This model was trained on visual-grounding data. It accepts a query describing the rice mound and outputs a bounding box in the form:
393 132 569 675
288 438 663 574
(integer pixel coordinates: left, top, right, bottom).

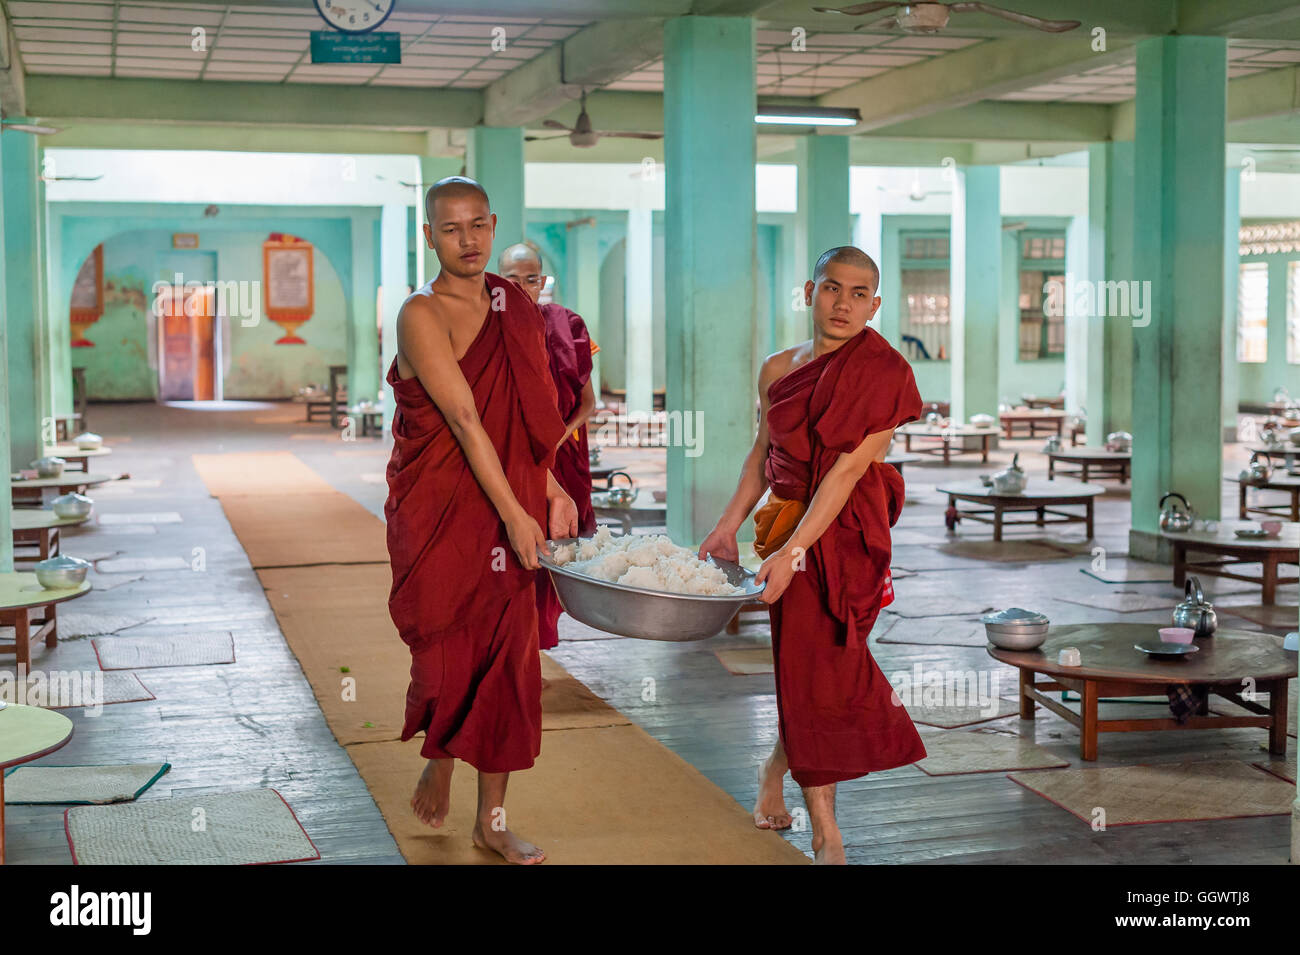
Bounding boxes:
550 525 745 596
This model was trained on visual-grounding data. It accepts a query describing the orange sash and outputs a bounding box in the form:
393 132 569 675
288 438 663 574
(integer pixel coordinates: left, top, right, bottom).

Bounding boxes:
752 493 808 560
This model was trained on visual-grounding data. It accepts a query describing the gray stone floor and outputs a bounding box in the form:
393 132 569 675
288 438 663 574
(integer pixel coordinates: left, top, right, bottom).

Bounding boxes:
3 401 1294 864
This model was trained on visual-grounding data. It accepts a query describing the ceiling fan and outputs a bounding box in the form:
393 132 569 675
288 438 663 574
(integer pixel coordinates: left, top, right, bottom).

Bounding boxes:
812 2 1081 34
1 120 60 135
879 172 950 201
526 91 663 148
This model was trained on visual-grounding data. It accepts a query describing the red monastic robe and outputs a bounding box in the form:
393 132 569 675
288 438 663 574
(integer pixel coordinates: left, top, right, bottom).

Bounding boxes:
385 273 567 772
757 326 927 787
534 303 598 650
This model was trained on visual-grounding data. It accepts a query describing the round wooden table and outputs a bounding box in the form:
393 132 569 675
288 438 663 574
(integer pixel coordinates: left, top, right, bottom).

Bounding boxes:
1047 447 1131 483
1161 519 1300 605
999 408 1066 439
1230 472 1300 522
10 473 111 506
988 624 1295 760
0 703 74 864
1021 394 1065 410
896 424 1000 465
9 508 91 560
938 479 1104 541
0 572 91 669
884 452 922 475
592 491 666 535
41 444 112 473
1243 443 1299 466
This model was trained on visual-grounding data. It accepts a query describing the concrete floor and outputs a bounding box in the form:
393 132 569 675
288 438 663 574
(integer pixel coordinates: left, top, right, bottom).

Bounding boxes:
3 400 1294 864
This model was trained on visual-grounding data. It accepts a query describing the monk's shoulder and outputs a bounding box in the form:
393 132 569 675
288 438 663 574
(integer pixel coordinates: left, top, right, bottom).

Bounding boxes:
396 286 444 340
759 343 804 385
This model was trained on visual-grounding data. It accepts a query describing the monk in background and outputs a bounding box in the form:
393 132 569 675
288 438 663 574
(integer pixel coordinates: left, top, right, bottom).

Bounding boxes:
498 241 599 651
385 176 578 864
698 246 926 865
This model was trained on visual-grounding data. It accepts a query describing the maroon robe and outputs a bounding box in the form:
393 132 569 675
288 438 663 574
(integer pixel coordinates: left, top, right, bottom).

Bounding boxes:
534 303 597 650
385 273 567 772
760 326 926 787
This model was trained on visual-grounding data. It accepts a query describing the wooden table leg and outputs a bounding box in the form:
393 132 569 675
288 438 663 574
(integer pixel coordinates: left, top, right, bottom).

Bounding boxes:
1240 484 1248 520
943 439 951 466
1292 490 1299 522
1019 669 1035 719
1268 679 1289 755
1 771 5 865
14 612 30 671
1086 500 1094 539
1035 506 1046 527
1081 680 1099 760
1049 458 1055 480
1172 542 1186 590
993 505 1004 542
1082 462 1090 483
1261 554 1277 605
981 436 989 463
44 604 57 650
904 434 912 452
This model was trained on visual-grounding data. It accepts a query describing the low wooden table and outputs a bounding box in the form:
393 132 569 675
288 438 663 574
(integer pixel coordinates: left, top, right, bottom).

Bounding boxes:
884 452 922 475
939 479 1103 542
1000 408 1066 439
1161 519 1300 605
989 624 1295 760
0 703 74 864
0 572 91 670
1022 394 1065 410
1244 443 1299 467
592 491 666 535
40 444 112 473
1232 473 1300 522
1047 447 1131 483
10 508 91 560
10 473 111 506
896 425 999 465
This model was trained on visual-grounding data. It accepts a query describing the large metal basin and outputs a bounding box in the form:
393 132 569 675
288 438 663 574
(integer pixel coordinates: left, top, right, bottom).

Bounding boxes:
539 537 766 641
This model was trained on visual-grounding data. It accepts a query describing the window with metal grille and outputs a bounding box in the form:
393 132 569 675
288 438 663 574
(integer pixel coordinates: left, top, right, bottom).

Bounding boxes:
1018 231 1066 360
1239 262 1268 363
899 231 949 361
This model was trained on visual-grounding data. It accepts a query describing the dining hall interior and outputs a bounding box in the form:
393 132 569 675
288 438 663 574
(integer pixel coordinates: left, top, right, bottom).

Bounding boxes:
0 0 1298 869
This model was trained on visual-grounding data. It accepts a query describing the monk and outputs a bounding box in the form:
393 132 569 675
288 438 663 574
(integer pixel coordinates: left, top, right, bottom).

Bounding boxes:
498 242 599 651
698 246 926 865
385 176 578 865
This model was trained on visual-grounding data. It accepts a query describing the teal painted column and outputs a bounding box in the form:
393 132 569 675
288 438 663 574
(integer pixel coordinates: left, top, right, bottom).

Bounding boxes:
1062 213 1089 415
1084 144 1110 445
2 130 45 465
45 208 73 420
949 165 1001 423
1130 36 1227 545
664 15 757 545
348 212 379 430
1222 167 1241 442
796 135 851 276
417 155 462 286
565 219 602 393
466 126 525 254
625 208 654 414
0 124 13 572
379 203 407 434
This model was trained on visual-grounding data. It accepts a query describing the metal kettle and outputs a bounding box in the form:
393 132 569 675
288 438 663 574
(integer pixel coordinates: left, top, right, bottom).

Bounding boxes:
991 453 1028 494
1172 576 1217 638
1042 434 1062 454
1158 492 1195 533
1239 451 1272 486
603 470 638 505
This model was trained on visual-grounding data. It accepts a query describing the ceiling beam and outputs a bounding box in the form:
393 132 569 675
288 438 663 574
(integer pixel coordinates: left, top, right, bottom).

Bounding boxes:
142 0 693 16
0 3 26 117
24 76 483 130
1112 65 1300 140
819 33 1136 132
484 19 665 127
38 121 433 155
868 102 1111 143
1176 0 1300 36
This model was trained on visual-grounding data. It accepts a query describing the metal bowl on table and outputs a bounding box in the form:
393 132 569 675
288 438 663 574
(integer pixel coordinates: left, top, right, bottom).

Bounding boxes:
34 554 91 590
52 492 94 520
73 431 103 451
31 456 66 478
982 607 1050 650
539 538 765 641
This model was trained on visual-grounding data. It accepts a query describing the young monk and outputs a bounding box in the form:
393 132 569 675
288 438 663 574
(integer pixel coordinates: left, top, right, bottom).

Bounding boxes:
385 176 578 865
498 242 599 651
698 246 926 865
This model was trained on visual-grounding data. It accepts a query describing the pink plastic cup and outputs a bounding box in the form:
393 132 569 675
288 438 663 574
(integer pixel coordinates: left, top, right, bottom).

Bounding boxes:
1158 627 1195 644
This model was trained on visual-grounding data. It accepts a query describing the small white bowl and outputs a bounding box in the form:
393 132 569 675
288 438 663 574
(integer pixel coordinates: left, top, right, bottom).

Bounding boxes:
1058 647 1082 667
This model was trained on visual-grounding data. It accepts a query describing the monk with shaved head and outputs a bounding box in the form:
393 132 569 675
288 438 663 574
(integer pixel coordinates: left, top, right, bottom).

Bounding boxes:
385 174 578 864
498 242 599 652
700 245 926 864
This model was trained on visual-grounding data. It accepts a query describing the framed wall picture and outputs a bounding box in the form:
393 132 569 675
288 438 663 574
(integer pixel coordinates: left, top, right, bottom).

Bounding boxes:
263 239 315 344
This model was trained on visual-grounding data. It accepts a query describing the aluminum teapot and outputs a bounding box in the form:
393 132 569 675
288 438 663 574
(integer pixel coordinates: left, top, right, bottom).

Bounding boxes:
1104 431 1132 452
925 411 943 427
1172 576 1217 638
588 445 602 468
603 470 638 505
990 453 1027 494
1239 451 1272 486
1158 491 1195 533
1042 434 1062 454
1260 423 1283 447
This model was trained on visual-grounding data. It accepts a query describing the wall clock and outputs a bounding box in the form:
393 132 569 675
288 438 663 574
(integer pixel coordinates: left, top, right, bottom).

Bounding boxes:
313 0 396 34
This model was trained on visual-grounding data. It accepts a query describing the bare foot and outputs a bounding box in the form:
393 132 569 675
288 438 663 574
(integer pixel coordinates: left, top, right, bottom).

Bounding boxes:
471 822 546 864
410 758 453 828
752 756 792 830
812 831 846 865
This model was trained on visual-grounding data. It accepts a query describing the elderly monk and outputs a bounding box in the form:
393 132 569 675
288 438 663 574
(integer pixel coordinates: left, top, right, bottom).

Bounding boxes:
498 242 599 651
386 176 578 865
698 246 926 865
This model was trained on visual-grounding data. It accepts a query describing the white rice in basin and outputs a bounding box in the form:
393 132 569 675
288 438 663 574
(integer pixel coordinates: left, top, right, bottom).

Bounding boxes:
549 525 746 596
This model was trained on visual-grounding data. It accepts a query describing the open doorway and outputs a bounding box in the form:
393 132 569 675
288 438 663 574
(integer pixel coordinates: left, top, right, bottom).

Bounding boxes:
155 251 219 401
